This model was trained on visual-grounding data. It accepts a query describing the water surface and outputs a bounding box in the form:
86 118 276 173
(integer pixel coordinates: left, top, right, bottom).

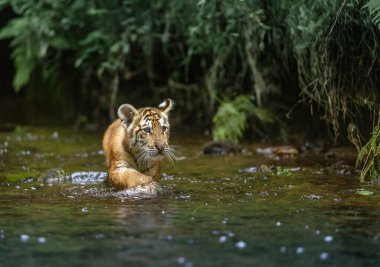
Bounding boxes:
1 127 380 266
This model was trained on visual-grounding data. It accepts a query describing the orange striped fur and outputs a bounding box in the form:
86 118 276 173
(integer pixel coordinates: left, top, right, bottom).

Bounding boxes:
103 99 174 190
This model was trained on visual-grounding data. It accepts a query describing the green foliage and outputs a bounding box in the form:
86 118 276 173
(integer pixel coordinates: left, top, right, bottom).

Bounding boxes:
0 15 48 91
274 167 292 177
213 101 246 144
365 0 380 28
0 0 280 121
213 95 275 143
286 0 380 140
0 0 159 118
357 122 380 181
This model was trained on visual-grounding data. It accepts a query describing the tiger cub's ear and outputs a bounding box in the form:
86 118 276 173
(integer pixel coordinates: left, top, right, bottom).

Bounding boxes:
158 99 174 114
118 104 138 127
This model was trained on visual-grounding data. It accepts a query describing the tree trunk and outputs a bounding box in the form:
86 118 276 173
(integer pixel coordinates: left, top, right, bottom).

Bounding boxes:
108 73 120 121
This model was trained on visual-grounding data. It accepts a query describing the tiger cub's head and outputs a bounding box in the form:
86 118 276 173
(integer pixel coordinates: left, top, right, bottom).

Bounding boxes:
118 99 174 162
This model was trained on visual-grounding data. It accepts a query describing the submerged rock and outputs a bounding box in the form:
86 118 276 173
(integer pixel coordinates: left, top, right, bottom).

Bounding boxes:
324 146 357 163
325 160 358 175
38 168 66 183
256 145 299 157
240 166 262 173
240 165 302 176
240 164 274 173
202 140 242 155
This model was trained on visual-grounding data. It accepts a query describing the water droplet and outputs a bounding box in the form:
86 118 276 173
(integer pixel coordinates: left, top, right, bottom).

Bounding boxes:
324 236 333 242
177 257 185 264
235 241 246 249
161 210 165 214
211 230 220 235
219 235 227 243
280 246 287 253
276 221 282 227
51 132 59 139
320 252 329 260
227 231 235 237
296 247 304 254
37 237 46 243
20 234 30 242
81 207 88 213
95 233 104 239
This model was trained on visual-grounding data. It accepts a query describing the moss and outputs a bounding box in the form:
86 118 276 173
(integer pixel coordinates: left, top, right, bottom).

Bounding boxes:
6 171 41 182
0 126 104 182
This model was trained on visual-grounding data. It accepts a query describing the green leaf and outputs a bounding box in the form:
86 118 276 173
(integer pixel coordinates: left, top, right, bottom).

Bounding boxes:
275 167 292 176
0 18 29 39
356 189 374 196
364 0 380 28
11 46 37 92
0 0 9 12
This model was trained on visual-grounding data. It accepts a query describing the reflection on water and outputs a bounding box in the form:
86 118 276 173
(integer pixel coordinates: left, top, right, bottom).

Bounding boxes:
0 128 380 266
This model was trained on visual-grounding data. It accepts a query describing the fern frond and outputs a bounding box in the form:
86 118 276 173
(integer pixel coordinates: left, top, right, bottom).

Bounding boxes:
357 122 380 180
364 0 380 28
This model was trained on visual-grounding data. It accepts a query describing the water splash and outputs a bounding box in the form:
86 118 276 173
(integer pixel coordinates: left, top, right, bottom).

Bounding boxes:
112 182 163 199
79 181 164 200
66 172 107 184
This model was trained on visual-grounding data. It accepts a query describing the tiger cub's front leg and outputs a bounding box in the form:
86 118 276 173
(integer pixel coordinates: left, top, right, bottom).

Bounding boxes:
108 166 153 190
144 163 162 182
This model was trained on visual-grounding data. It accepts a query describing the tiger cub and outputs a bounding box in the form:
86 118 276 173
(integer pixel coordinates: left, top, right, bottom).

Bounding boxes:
102 99 174 190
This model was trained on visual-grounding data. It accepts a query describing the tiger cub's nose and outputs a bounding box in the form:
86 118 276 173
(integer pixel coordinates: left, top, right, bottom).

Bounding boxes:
155 143 165 154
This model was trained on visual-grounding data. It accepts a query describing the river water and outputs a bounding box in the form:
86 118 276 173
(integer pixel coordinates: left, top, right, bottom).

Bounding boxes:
0 127 380 266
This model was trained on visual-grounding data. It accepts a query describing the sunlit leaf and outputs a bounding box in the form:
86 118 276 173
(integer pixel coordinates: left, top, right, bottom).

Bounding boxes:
356 190 374 196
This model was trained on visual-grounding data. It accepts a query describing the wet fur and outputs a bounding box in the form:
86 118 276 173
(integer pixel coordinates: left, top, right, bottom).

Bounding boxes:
103 100 173 190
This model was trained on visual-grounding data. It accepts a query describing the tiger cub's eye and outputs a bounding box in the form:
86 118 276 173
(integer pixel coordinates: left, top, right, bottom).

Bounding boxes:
162 126 168 132
143 127 151 134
